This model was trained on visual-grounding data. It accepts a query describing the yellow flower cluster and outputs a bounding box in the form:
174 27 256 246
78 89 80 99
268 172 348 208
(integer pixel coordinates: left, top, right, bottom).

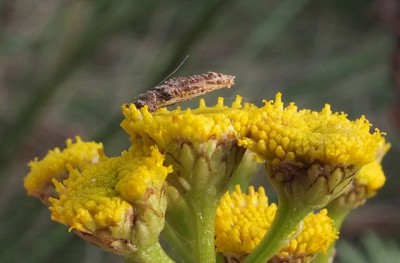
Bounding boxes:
215 185 277 254
215 186 338 257
121 96 251 150
50 146 172 233
240 93 384 167
24 89 388 261
24 137 102 199
279 209 338 257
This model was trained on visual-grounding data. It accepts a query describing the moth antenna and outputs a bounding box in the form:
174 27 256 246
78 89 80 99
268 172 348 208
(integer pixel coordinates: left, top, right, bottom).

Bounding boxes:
155 55 189 87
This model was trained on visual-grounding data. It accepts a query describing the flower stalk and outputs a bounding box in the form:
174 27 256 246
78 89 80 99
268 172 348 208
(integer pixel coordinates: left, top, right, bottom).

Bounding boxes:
242 161 356 262
187 190 220 263
163 140 246 263
243 194 310 263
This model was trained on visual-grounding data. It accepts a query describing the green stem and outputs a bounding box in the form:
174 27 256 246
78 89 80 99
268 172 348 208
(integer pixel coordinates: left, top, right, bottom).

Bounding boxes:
125 242 174 263
186 190 219 263
244 195 310 263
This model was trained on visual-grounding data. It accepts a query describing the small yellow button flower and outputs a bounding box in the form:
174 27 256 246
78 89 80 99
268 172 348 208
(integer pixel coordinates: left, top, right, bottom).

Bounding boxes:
24 137 102 204
49 146 172 254
215 185 278 254
215 186 338 261
121 96 248 149
240 93 384 167
121 96 251 194
239 93 385 209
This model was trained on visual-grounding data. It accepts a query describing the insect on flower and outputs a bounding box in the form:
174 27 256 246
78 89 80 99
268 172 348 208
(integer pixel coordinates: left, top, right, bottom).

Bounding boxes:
131 72 235 112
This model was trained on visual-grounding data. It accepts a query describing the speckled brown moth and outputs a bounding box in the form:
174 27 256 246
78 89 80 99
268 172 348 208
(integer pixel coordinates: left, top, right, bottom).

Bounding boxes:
132 72 235 112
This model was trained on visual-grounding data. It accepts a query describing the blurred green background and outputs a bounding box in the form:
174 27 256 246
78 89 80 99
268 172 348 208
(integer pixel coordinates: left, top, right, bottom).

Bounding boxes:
1 0 399 262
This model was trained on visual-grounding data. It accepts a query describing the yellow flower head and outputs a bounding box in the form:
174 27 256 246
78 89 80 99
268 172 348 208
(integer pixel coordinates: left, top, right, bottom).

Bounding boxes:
121 96 250 150
215 185 338 258
24 137 102 203
240 93 384 168
122 97 253 193
215 185 277 254
50 146 172 254
237 93 386 210
355 142 390 194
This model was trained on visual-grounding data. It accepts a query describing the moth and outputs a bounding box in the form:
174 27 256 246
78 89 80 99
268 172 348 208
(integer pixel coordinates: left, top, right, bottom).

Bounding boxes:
131 72 235 112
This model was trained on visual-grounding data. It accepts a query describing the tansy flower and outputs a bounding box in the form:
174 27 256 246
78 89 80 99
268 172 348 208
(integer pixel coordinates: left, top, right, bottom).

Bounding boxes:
121 96 249 149
240 93 383 167
239 93 384 263
239 92 385 208
24 137 102 204
49 146 172 254
121 97 254 262
121 96 252 194
215 185 277 255
215 185 338 262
